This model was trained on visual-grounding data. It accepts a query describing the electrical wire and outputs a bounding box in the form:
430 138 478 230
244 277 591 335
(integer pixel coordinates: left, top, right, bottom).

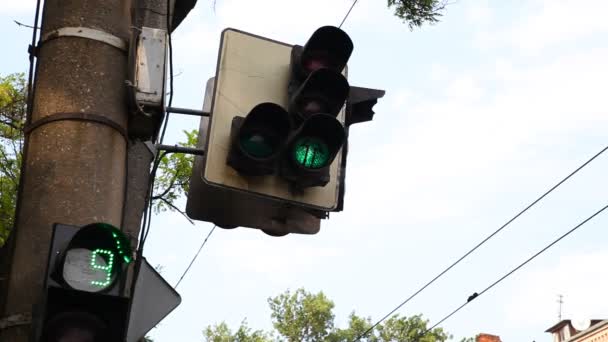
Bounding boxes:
138 151 169 255
174 225 217 289
159 0 175 144
416 203 608 340
137 0 176 255
339 0 360 28
353 144 608 341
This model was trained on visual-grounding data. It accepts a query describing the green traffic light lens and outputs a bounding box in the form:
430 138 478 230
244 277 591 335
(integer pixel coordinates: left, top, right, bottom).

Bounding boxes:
293 137 330 169
240 132 275 158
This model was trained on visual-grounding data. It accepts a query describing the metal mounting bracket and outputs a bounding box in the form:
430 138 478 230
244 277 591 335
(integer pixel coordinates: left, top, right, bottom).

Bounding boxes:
40 27 128 52
0 312 32 330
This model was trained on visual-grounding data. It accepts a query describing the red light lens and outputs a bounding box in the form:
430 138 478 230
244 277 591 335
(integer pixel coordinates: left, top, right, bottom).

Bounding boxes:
302 51 336 73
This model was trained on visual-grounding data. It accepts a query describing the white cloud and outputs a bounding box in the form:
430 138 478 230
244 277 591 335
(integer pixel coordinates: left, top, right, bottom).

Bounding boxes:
476 0 608 53
341 47 608 227
444 76 483 102
465 0 492 25
0 0 36 15
211 236 343 275
506 251 608 327
214 0 350 43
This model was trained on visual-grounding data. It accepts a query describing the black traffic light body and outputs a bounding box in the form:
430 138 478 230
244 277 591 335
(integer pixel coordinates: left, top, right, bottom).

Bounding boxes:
280 26 353 189
37 223 133 342
226 26 353 189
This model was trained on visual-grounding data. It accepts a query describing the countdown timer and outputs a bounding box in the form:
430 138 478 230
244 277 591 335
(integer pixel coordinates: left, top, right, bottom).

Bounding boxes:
62 248 116 292
58 223 132 293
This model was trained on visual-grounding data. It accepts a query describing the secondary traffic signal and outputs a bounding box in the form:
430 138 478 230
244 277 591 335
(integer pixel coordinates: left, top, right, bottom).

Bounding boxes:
37 223 133 342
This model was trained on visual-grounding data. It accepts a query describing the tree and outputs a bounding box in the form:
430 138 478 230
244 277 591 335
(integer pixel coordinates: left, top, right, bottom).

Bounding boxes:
387 0 449 30
268 289 335 342
0 73 26 247
152 129 197 218
203 321 272 342
203 288 469 342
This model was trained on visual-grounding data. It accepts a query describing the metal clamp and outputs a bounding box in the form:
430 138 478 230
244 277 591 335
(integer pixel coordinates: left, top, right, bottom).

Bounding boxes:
24 112 128 142
0 312 31 330
40 27 128 52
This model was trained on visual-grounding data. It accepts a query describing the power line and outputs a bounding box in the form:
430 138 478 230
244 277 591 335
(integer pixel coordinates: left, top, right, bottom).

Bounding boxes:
339 0 360 28
175 225 217 288
354 144 608 341
419 203 608 338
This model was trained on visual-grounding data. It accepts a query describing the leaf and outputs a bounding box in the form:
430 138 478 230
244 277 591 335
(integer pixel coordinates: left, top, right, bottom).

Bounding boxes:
0 73 26 247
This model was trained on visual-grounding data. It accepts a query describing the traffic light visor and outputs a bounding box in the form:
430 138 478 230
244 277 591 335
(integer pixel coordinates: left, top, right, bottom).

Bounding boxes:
236 103 291 160
290 68 349 121
301 26 353 74
60 223 132 293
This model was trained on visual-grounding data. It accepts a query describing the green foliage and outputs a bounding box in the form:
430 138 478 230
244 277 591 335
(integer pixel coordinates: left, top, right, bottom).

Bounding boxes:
387 0 448 29
0 73 26 247
203 320 272 342
204 288 466 342
153 129 198 213
268 288 335 342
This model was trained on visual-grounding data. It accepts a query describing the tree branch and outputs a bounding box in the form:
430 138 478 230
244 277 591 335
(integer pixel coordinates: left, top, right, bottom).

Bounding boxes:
152 173 177 200
0 118 21 131
157 197 195 225
0 148 17 183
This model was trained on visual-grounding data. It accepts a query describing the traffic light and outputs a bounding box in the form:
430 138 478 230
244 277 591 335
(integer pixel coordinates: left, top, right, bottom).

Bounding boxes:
281 27 352 189
37 223 133 342
186 26 383 235
223 27 352 189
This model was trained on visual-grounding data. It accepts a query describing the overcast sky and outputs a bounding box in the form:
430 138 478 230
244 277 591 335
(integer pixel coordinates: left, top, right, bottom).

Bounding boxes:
2 0 608 341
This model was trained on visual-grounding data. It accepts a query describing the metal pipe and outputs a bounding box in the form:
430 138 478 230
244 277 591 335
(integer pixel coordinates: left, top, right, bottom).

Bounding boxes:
166 106 209 117
155 144 205 156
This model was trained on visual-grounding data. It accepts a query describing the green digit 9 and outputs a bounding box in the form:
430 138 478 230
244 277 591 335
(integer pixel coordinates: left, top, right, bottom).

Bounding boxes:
90 249 115 288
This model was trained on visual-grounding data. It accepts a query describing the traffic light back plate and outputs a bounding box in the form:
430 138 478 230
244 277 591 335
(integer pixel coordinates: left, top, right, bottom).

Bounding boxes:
203 28 345 210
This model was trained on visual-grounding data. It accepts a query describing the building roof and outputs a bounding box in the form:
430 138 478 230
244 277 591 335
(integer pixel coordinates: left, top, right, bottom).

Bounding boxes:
545 319 606 333
546 320 573 333
566 320 608 341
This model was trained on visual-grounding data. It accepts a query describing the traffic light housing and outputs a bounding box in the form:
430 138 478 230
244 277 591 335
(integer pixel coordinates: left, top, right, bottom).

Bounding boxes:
186 26 383 235
191 28 346 212
37 223 133 342
280 27 352 189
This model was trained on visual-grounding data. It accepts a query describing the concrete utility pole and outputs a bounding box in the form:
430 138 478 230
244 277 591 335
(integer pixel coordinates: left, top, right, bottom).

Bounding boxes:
0 0 133 340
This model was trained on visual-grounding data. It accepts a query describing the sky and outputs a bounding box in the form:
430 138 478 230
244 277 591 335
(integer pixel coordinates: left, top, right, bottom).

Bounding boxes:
2 0 608 341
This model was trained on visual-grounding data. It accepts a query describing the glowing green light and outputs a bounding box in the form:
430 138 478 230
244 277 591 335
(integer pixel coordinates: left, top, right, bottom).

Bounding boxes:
90 249 115 288
293 137 330 169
